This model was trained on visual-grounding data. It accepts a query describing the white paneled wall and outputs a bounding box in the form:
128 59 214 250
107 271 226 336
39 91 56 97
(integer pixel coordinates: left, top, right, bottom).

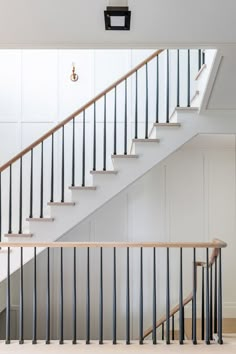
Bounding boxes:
7 135 236 339
0 49 199 165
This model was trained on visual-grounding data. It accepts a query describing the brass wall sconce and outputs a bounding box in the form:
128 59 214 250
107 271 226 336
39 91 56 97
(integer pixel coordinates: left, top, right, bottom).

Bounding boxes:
70 63 79 82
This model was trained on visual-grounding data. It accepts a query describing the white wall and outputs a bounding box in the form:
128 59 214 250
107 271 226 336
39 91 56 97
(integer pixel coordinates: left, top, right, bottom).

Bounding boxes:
6 134 236 340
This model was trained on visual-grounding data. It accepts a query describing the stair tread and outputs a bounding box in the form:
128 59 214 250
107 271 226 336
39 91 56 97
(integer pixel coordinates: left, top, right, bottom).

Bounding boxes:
48 202 75 206
175 106 199 112
153 123 181 127
133 138 160 143
5 233 33 237
111 154 139 158
26 217 54 222
90 170 118 174
69 186 97 190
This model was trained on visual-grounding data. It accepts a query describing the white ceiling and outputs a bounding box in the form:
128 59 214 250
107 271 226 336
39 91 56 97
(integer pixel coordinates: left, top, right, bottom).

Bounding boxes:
0 0 235 48
0 0 236 111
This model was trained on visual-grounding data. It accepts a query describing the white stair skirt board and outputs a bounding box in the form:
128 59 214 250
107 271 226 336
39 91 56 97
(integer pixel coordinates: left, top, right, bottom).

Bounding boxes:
0 337 234 353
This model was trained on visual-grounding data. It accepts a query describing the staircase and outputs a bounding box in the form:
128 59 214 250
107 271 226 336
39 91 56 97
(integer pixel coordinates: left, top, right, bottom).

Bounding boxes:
0 48 234 280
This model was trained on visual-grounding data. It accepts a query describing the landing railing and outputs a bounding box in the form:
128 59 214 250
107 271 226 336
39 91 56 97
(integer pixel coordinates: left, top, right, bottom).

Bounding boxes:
0 49 206 238
0 239 226 344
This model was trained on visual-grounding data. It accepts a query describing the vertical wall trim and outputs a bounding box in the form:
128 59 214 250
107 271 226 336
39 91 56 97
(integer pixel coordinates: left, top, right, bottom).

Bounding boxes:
163 164 170 242
203 152 209 243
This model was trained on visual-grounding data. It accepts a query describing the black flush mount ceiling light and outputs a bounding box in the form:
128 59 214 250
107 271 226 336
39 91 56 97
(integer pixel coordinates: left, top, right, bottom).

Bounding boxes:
104 6 131 31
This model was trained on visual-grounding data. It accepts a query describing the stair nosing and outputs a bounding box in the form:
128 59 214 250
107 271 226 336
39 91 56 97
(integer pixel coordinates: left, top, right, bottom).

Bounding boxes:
90 170 118 175
132 138 160 143
26 217 54 222
111 154 139 158
69 186 97 190
47 202 75 206
153 123 181 127
5 233 33 238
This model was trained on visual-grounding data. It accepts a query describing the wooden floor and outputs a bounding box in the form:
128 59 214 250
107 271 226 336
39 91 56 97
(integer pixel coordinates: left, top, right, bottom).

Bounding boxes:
0 335 235 354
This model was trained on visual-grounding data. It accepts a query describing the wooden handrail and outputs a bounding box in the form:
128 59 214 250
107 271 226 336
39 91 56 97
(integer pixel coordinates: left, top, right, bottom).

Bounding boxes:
143 244 221 339
0 49 164 173
0 239 227 248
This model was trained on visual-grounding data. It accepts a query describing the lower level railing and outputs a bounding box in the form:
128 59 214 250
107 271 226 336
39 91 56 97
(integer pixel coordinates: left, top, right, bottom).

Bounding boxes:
0 239 226 345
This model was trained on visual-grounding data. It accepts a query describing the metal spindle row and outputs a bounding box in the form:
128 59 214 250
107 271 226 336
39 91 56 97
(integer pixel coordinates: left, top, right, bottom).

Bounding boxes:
3 245 223 345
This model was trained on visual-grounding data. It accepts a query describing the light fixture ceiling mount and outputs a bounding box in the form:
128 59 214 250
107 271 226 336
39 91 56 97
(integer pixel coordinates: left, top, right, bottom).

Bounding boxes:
104 6 131 31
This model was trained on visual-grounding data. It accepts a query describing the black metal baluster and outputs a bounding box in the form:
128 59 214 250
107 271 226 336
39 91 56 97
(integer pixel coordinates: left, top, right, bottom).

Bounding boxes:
124 79 128 154
59 247 64 344
32 247 37 344
29 149 33 218
206 248 210 344
72 247 77 344
46 247 50 344
198 49 202 71
214 257 218 334
93 103 97 170
210 263 213 340
99 247 103 344
126 247 130 344
202 50 205 65
113 88 117 155
145 63 149 138
156 56 159 123
172 315 175 340
72 119 75 186
82 111 86 187
218 248 223 344
5 247 10 344
86 247 90 344
8 165 12 234
201 266 205 340
153 247 157 344
50 134 54 201
103 95 107 171
161 323 164 340
166 50 170 123
139 247 143 344
177 49 180 107
179 248 184 344
187 49 191 107
61 126 65 202
19 157 23 234
40 142 44 218
192 248 197 344
113 247 117 344
19 247 24 344
135 71 138 138
166 248 170 344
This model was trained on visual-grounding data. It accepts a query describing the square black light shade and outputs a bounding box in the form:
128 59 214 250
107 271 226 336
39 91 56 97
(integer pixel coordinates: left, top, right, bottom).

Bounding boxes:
104 7 131 31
